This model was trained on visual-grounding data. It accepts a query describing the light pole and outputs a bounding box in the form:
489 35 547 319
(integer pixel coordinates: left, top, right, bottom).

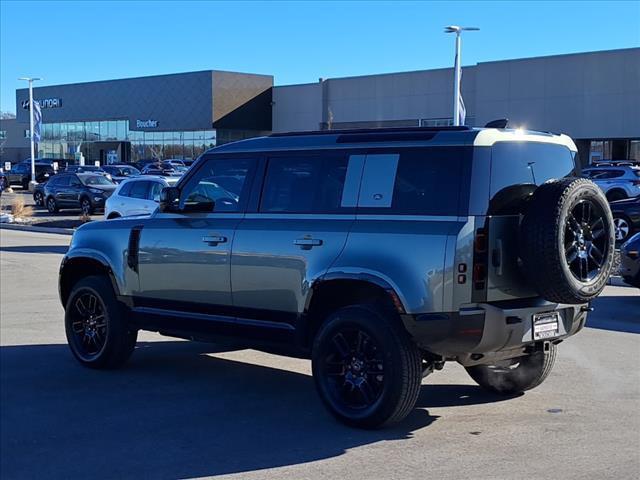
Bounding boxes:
444 26 478 126
18 76 41 191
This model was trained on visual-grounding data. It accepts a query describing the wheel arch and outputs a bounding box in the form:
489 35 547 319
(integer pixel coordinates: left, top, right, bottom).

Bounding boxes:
606 188 627 200
59 253 121 308
302 274 407 348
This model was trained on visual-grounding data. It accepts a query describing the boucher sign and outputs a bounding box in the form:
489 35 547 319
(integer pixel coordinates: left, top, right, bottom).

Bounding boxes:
136 119 159 128
21 98 62 109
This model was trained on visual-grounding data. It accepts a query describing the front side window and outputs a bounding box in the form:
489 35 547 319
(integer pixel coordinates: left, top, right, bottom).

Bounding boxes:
260 155 348 213
181 157 255 213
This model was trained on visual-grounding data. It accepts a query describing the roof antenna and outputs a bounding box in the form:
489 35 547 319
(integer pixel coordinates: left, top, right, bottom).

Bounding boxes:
484 118 509 128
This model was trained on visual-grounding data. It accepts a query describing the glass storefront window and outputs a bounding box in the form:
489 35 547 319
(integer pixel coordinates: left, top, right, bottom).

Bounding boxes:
116 120 127 140
629 140 640 161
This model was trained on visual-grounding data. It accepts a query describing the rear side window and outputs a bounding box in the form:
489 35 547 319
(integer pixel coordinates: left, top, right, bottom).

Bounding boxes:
490 142 575 198
260 155 348 213
129 181 150 199
357 147 468 216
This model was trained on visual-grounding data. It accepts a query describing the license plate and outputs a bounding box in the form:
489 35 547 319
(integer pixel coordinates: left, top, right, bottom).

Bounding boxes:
533 312 560 340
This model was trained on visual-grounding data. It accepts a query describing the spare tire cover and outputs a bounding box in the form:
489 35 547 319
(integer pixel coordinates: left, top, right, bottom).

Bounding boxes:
520 177 615 304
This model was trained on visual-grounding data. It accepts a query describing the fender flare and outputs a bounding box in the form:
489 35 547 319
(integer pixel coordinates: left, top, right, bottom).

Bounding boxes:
59 249 122 305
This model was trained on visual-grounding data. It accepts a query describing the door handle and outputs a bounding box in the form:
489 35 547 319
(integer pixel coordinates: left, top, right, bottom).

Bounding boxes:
202 235 227 245
294 238 323 248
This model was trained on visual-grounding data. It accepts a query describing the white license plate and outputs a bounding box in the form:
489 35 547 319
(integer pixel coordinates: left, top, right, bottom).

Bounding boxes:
533 312 560 340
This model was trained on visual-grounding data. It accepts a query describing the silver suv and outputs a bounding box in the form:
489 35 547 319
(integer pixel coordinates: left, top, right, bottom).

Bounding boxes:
59 127 616 428
582 165 640 201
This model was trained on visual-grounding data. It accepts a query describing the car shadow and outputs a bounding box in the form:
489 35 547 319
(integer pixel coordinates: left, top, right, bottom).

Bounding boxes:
588 294 640 334
0 245 69 255
1 341 444 479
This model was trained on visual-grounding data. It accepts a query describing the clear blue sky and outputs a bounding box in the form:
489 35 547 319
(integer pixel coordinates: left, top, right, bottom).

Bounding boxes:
1 0 639 114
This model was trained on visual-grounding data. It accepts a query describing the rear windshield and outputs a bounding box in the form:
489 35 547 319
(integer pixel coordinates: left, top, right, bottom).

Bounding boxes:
488 142 576 214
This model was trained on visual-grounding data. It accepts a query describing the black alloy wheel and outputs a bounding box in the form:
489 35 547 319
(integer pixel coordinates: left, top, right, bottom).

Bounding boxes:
312 304 423 429
564 199 610 282
322 328 385 410
65 276 137 369
68 292 108 360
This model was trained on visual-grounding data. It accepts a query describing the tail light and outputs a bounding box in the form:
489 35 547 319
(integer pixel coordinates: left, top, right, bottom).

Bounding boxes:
473 228 488 291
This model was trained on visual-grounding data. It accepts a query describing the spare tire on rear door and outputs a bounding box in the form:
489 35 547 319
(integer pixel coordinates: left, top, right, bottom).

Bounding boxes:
520 178 615 304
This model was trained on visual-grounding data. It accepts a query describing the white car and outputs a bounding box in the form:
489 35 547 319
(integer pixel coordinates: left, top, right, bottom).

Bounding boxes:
105 176 178 219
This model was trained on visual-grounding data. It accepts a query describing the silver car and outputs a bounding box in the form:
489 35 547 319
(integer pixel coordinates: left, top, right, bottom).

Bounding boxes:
582 165 640 201
59 126 615 428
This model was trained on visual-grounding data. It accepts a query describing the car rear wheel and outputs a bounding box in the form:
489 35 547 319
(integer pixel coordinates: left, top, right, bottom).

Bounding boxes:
46 197 58 213
80 197 94 215
312 304 422 429
465 344 557 395
613 216 632 242
65 275 137 369
34 191 43 206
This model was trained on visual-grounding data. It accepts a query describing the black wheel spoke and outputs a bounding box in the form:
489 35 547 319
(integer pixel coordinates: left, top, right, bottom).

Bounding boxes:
75 297 88 316
565 243 579 264
332 333 350 359
589 244 603 266
356 380 375 405
567 214 580 233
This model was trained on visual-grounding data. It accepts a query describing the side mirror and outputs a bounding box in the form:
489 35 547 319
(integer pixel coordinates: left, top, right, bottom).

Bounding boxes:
159 186 180 213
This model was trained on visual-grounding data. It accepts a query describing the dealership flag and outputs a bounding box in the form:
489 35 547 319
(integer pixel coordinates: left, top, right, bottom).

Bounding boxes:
32 100 42 142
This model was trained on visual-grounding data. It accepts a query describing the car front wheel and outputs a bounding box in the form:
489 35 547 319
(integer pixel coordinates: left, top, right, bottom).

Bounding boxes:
465 344 557 395
80 197 94 215
65 275 137 369
312 304 422 429
46 197 58 213
613 216 632 242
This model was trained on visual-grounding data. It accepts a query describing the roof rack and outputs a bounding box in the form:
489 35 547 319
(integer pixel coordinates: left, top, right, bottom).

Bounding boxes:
269 125 472 137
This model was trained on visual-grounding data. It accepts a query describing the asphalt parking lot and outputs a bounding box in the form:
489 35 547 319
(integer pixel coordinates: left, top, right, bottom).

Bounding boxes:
1 228 639 480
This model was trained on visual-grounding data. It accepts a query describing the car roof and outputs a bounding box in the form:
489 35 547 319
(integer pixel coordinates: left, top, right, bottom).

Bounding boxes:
208 127 577 154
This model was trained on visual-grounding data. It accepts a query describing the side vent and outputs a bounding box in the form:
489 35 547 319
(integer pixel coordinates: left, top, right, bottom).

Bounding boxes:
127 225 144 273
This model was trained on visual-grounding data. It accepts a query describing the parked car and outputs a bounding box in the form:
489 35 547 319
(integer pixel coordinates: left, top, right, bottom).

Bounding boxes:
105 176 178 219
582 165 640 201
6 162 55 189
65 164 109 175
133 159 158 172
44 173 116 215
22 157 68 171
59 126 616 429
141 162 176 176
0 171 7 196
609 196 640 243
619 233 640 288
33 182 47 206
101 164 141 183
164 159 186 167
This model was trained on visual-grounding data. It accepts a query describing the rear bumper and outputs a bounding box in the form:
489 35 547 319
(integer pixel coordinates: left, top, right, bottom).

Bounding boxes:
402 298 588 361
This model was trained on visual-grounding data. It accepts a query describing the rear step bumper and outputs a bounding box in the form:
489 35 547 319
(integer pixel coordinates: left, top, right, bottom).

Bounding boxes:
402 300 588 360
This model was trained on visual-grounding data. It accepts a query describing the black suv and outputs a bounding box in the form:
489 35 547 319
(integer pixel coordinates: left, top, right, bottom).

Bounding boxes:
6 162 55 189
44 173 116 215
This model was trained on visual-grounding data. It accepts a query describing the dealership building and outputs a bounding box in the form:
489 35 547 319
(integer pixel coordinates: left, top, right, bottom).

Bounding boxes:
1 47 638 167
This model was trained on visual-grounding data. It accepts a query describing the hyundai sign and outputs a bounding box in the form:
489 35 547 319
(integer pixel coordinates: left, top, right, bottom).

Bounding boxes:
21 98 62 109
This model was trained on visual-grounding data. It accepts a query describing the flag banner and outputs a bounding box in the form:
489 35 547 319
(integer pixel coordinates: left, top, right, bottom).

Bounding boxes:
32 100 42 142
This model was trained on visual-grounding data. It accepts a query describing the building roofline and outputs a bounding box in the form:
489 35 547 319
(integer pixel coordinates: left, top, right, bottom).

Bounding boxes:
15 69 273 93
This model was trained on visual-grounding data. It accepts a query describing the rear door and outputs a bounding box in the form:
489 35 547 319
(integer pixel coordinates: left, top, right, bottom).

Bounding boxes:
125 180 152 216
230 152 353 335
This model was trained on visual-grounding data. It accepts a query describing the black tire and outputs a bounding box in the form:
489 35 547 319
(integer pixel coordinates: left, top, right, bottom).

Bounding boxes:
34 191 43 206
606 190 627 202
65 275 137 369
46 196 58 213
80 197 94 215
312 304 422 429
613 216 632 243
465 344 557 395
520 178 615 304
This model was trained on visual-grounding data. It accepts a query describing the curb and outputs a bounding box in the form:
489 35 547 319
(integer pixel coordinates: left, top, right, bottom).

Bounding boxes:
0 223 74 236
